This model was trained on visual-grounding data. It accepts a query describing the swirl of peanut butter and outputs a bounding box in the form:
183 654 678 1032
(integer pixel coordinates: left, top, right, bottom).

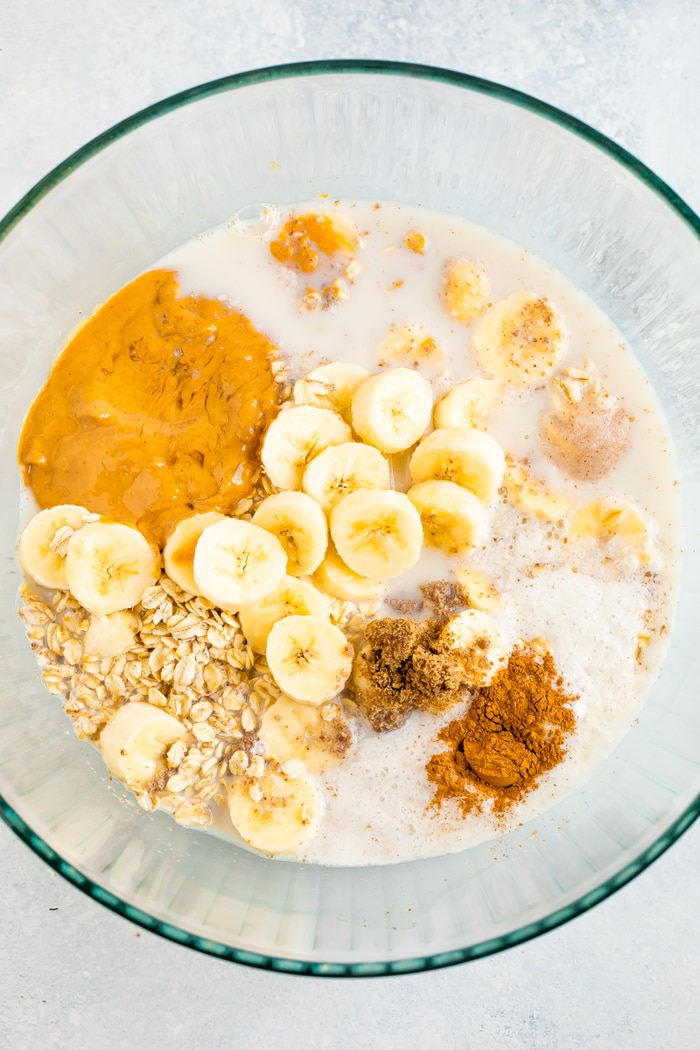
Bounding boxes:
18 270 281 547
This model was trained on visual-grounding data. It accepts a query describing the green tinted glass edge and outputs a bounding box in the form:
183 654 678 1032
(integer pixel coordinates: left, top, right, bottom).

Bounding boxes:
1 59 699 977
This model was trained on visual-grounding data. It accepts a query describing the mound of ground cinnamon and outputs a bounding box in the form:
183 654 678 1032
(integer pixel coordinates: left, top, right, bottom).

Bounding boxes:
427 642 577 815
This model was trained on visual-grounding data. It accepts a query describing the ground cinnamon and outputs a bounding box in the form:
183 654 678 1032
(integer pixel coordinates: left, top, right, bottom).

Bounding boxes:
427 641 577 815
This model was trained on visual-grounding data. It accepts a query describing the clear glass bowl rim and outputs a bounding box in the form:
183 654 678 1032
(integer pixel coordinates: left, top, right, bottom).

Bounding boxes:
1 58 698 978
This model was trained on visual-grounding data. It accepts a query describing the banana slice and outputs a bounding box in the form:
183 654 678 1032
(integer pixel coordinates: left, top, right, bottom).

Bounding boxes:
252 491 328 576
407 480 485 555
261 405 352 489
312 541 386 603
569 498 652 564
378 323 444 365
238 575 331 654
193 518 287 610
83 610 139 658
433 378 502 430
409 427 506 504
259 695 353 774
441 258 489 324
453 566 503 613
504 456 572 521
227 763 321 856
293 362 368 421
301 441 390 513
351 368 433 454
99 701 190 789
330 489 423 581
163 511 226 595
65 522 160 615
18 503 93 590
471 291 565 386
266 614 354 705
439 610 508 686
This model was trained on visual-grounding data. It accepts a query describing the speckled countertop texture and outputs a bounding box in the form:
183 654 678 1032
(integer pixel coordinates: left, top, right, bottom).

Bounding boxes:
1 3 698 1048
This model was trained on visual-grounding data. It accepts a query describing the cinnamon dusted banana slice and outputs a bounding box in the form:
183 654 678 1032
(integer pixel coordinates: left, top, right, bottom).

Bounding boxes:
378 323 444 365
453 566 503 613
227 762 321 856
301 441 390 513
261 405 352 489
409 427 506 504
471 291 565 386
312 541 386 603
330 489 423 581
163 511 225 595
18 503 94 590
407 480 486 555
193 518 287 610
259 696 352 774
252 490 328 576
266 614 354 705
433 378 502 430
504 456 572 521
238 575 331 654
569 498 652 564
441 258 490 324
351 368 433 454
293 362 368 421
65 522 161 614
99 701 190 789
439 610 508 686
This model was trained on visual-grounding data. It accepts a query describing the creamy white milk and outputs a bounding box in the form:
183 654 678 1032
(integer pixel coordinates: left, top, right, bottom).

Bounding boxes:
163 200 679 865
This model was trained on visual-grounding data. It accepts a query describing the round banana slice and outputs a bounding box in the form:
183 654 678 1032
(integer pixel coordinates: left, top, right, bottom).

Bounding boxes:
238 575 331 654
471 290 565 386
99 701 189 788
83 610 139 658
569 498 652 564
17 503 92 589
261 405 352 490
439 610 508 686
504 456 572 521
293 362 368 421
259 695 353 774
266 614 354 705
252 491 328 576
409 427 506 504
193 518 288 610
312 541 386 603
407 480 485 555
453 566 503 613
227 763 321 856
163 511 226 595
378 323 444 365
351 368 433 454
441 257 490 324
330 489 423 581
65 522 161 614
301 441 390 513
433 378 502 430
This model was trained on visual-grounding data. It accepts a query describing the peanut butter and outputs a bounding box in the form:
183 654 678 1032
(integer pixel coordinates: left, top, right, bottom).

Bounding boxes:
18 269 280 546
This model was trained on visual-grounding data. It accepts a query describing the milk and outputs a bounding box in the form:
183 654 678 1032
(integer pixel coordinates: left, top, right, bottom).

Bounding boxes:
165 200 680 865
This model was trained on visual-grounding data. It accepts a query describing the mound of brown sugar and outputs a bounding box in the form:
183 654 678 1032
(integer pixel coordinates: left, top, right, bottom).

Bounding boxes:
349 617 472 732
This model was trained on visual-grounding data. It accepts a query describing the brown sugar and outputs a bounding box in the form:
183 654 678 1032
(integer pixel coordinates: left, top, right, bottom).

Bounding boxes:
427 642 578 815
349 617 475 732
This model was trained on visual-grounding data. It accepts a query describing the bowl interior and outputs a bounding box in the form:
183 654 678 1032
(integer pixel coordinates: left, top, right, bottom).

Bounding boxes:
1 64 699 974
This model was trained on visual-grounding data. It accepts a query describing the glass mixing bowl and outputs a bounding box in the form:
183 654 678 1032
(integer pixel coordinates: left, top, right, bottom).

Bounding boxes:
1 61 698 976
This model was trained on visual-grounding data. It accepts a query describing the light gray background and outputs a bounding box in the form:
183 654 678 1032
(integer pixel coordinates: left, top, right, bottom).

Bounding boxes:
1 2 698 1047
